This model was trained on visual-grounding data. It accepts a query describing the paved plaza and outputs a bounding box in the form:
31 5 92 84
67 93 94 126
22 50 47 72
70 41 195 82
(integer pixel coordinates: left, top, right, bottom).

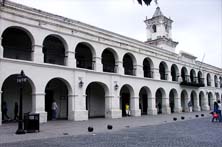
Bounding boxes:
1 111 221 147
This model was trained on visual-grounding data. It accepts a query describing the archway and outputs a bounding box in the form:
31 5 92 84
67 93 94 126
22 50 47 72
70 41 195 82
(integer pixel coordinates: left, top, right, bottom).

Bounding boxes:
215 93 220 101
214 75 218 87
102 48 117 73
199 91 205 111
45 78 69 120
159 61 168 80
155 88 166 114
171 64 179 81
191 91 198 112
198 71 204 85
75 43 94 70
143 58 153 78
123 53 136 76
190 69 196 83
181 90 188 112
1 74 33 123
207 73 211 86
169 89 178 113
2 27 33 61
208 92 213 110
120 85 133 117
86 82 106 118
139 87 151 115
43 35 66 65
181 67 188 82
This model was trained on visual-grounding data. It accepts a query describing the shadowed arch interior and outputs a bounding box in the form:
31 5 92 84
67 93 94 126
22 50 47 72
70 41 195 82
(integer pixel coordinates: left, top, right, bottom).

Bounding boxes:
102 49 116 73
123 54 135 76
143 58 153 78
43 35 66 65
2 27 32 61
75 43 93 70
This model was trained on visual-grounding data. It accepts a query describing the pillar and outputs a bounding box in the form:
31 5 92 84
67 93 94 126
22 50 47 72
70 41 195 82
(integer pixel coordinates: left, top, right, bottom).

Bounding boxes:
130 97 141 116
154 68 160 80
65 51 75 68
162 97 171 114
135 65 143 77
93 56 102 72
147 97 157 115
117 61 124 75
201 95 210 111
72 94 88 121
105 96 121 118
184 98 189 112
32 93 47 123
174 97 182 113
32 44 44 63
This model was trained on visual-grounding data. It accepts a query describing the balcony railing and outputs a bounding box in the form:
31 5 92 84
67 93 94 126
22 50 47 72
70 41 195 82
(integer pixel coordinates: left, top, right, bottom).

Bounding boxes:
160 73 168 80
180 75 205 87
144 70 153 78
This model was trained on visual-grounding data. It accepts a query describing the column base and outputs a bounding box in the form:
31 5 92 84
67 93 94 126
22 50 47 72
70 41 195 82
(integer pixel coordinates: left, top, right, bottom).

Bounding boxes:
69 110 88 121
130 109 141 117
106 109 122 119
147 108 157 115
162 107 171 114
194 106 201 112
202 105 210 111
174 107 182 113
0 112 2 125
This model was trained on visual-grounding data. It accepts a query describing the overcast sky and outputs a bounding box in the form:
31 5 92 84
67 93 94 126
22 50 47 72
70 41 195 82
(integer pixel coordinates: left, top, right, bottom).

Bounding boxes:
10 0 222 68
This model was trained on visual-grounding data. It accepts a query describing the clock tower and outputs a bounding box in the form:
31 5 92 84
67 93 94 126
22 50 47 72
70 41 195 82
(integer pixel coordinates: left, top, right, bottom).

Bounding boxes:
144 7 178 52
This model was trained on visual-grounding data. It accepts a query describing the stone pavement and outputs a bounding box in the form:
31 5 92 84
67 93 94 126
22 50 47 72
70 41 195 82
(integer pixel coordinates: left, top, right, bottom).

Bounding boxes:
0 111 212 144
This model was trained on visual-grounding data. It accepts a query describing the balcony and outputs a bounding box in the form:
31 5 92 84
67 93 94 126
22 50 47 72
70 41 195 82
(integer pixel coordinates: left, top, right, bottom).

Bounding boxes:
180 76 205 87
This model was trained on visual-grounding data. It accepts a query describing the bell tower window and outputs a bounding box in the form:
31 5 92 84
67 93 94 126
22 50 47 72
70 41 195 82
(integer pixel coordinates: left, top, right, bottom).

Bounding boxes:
152 25 157 33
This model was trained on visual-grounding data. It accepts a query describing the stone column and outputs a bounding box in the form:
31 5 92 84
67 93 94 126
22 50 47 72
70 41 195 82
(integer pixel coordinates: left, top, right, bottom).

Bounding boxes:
135 65 143 77
0 37 3 58
130 97 141 116
32 93 47 123
184 98 190 112
67 94 75 120
193 98 201 112
174 97 182 113
105 96 122 118
162 97 171 114
72 94 88 121
147 97 157 115
0 91 2 125
154 68 160 80
201 95 210 111
93 56 102 72
65 51 75 68
117 61 124 75
32 44 44 63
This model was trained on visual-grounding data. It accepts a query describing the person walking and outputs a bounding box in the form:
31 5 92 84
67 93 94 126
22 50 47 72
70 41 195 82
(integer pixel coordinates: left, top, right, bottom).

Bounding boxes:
125 103 130 116
51 100 58 120
217 100 222 122
188 100 192 112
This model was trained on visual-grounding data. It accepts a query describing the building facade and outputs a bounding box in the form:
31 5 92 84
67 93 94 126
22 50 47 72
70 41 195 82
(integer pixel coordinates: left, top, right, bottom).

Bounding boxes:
0 1 221 125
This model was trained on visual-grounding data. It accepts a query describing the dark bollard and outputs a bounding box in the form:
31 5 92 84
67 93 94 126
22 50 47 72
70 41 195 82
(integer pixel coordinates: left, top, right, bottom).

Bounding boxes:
195 115 199 117
181 116 185 120
201 114 204 117
107 125 113 130
88 127 93 132
173 117 177 121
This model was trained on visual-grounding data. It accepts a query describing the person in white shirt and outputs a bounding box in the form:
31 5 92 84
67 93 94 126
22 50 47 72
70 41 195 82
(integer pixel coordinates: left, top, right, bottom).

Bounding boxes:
51 100 58 120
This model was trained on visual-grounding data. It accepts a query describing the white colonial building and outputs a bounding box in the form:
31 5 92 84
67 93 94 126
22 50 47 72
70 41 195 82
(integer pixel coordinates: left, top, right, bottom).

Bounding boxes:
0 1 221 125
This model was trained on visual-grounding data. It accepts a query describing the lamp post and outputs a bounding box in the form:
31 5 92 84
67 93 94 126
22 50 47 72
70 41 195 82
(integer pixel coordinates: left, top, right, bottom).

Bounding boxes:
16 70 27 134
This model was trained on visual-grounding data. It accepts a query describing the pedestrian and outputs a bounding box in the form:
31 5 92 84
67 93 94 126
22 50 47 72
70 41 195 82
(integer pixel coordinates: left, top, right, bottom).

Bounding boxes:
217 100 222 122
2 101 10 121
125 103 130 116
188 100 192 112
157 103 162 114
51 99 58 120
14 102 19 120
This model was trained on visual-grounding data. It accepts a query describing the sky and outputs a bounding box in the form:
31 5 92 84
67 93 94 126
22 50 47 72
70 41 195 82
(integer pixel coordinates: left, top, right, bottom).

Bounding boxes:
9 0 222 68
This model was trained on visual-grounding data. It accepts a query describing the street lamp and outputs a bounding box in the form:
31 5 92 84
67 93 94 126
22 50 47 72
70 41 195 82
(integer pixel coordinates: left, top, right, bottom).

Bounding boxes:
16 70 27 135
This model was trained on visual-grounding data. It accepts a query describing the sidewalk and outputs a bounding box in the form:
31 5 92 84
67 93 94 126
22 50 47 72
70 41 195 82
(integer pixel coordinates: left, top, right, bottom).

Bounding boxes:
0 111 211 144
